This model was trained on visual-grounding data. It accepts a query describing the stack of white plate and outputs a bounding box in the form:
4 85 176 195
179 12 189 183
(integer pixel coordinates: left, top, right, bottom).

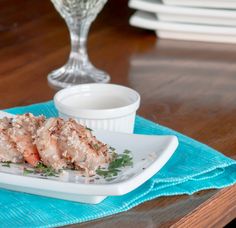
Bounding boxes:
128 0 236 43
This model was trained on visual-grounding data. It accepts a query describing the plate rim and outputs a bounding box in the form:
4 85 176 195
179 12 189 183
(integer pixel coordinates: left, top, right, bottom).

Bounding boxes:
130 11 236 35
129 0 236 18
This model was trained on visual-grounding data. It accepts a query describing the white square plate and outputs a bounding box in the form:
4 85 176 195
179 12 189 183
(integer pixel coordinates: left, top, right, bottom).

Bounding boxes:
0 111 178 204
129 0 236 26
129 11 236 44
163 0 236 9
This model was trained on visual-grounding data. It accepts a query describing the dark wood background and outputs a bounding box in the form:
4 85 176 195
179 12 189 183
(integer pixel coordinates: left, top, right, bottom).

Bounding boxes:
0 0 236 227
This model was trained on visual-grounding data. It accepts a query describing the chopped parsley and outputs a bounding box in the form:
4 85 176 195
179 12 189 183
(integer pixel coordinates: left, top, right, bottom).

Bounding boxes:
96 149 133 180
86 127 93 131
23 162 60 177
23 169 35 175
1 161 11 168
109 146 116 151
35 162 59 177
123 149 131 154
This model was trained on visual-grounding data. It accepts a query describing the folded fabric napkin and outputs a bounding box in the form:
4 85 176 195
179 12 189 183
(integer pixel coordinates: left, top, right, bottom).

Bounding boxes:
0 101 236 228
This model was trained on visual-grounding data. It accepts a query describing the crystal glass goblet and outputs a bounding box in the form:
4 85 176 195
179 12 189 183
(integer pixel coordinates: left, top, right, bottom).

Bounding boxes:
48 0 110 89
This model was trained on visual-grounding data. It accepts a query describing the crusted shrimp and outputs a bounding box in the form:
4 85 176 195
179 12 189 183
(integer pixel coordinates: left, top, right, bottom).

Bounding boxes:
8 113 45 166
0 117 23 163
0 113 113 175
35 118 67 171
58 119 111 175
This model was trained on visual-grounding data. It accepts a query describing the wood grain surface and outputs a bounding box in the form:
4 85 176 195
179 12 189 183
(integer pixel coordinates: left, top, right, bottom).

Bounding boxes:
0 0 236 227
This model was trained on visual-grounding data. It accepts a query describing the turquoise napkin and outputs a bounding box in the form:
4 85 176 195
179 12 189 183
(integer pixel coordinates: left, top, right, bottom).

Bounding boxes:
1 101 236 228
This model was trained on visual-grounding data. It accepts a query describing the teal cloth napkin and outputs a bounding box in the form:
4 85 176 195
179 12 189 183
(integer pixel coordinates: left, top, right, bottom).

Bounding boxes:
1 101 236 228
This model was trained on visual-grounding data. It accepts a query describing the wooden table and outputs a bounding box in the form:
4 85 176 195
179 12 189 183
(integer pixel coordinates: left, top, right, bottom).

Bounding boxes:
1 0 236 227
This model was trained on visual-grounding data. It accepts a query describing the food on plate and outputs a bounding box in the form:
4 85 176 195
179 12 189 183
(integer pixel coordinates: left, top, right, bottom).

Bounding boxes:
0 117 24 163
58 119 111 175
0 113 111 176
35 118 67 171
8 113 45 166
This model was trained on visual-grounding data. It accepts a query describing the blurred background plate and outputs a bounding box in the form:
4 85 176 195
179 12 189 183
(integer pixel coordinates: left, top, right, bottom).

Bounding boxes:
156 30 236 44
129 11 236 43
163 0 236 9
129 0 236 26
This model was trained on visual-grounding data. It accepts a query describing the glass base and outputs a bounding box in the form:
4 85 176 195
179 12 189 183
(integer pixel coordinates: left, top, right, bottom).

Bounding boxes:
47 64 110 90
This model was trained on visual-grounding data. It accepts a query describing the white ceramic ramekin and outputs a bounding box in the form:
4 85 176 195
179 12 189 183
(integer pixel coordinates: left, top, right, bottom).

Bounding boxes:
54 84 140 133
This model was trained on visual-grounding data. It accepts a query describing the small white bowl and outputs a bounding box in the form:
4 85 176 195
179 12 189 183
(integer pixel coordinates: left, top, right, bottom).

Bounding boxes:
54 84 140 133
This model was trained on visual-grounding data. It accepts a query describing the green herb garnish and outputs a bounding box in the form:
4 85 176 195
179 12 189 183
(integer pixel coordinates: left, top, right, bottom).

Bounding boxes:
123 149 131 154
96 149 133 180
110 153 133 168
1 161 11 168
35 162 59 177
109 146 116 151
22 162 60 177
86 127 93 131
23 169 35 175
96 168 120 179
